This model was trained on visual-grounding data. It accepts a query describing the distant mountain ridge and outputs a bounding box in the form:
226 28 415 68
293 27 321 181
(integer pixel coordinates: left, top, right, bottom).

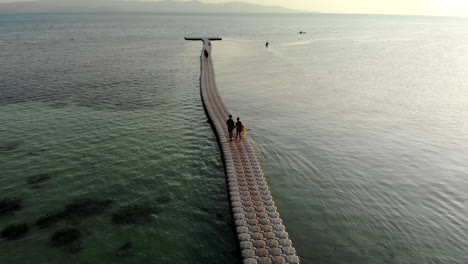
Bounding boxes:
0 0 306 14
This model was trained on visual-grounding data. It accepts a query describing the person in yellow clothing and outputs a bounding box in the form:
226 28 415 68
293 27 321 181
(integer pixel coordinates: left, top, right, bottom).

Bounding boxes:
235 117 243 142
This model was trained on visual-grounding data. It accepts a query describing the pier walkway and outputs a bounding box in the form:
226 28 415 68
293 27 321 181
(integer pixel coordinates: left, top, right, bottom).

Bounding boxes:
185 37 300 264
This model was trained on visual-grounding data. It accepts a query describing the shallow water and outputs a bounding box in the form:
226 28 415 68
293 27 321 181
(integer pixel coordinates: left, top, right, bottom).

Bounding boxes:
0 13 238 264
1 13 468 264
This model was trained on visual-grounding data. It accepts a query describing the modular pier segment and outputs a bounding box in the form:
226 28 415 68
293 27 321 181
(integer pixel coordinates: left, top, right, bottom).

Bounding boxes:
185 37 300 264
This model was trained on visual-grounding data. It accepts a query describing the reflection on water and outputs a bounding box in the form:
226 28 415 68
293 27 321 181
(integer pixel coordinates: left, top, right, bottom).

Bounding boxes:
214 14 468 264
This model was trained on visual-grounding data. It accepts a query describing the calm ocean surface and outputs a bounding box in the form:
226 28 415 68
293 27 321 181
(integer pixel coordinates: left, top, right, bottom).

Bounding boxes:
1 13 467 264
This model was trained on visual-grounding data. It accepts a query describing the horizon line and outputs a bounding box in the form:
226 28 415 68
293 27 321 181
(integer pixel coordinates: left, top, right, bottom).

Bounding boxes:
1 10 468 19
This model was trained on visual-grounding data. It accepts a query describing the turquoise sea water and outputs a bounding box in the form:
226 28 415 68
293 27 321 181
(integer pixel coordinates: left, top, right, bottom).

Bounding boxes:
0 13 238 264
1 13 468 264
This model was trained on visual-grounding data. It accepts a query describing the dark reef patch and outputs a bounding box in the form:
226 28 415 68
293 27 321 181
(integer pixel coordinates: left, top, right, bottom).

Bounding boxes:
0 198 22 217
35 199 114 229
116 241 133 257
156 196 171 205
64 199 114 220
0 142 19 152
49 228 82 253
1 224 29 240
35 211 67 229
112 205 156 226
26 174 52 185
26 149 47 156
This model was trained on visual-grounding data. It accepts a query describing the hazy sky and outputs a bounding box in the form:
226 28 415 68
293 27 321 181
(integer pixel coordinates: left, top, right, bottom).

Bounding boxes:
199 0 468 16
1 0 468 17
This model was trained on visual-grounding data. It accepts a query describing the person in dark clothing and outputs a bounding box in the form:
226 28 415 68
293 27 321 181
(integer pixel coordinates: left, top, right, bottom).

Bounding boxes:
204 49 209 58
235 117 243 141
226 115 235 141
266 42 269 47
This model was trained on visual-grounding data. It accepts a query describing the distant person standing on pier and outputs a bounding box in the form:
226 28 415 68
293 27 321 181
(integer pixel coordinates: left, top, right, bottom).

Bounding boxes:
226 115 235 141
266 42 269 47
235 117 243 141
204 49 209 58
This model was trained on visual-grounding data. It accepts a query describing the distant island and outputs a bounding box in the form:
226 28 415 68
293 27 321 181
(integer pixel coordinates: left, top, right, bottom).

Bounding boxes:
0 0 311 14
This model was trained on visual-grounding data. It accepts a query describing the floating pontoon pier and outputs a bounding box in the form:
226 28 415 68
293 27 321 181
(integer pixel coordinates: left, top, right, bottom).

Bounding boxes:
185 37 300 264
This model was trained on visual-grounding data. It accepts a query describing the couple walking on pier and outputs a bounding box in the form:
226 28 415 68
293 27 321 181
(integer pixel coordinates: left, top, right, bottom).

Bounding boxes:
226 115 245 142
